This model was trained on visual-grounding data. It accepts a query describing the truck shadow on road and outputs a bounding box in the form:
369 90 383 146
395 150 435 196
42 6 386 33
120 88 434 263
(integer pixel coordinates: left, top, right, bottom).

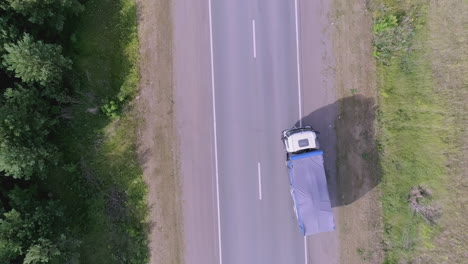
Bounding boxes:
295 94 379 207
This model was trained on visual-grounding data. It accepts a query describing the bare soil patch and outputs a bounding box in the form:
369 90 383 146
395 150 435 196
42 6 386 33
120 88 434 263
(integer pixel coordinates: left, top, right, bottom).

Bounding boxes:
331 0 384 262
135 0 183 263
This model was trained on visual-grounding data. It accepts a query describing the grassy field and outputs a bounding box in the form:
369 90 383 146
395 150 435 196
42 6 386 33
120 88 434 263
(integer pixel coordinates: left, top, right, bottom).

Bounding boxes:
45 0 148 263
372 0 467 263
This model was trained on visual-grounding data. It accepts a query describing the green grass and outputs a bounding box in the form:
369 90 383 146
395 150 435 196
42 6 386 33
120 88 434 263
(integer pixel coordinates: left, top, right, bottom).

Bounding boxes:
373 1 456 263
378 51 448 263
45 0 148 263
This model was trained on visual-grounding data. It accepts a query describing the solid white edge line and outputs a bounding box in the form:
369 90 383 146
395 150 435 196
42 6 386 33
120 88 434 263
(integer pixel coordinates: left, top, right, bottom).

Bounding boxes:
257 162 262 200
252 19 257 58
296 3 307 263
208 1 223 264
304 236 308 264
294 0 303 127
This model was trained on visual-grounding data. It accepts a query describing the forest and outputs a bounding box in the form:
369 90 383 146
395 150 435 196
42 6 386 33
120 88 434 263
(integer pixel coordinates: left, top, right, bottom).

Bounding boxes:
0 0 147 263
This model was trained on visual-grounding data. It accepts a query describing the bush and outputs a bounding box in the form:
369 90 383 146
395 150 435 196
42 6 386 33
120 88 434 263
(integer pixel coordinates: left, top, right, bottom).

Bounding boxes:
373 10 420 64
101 100 120 118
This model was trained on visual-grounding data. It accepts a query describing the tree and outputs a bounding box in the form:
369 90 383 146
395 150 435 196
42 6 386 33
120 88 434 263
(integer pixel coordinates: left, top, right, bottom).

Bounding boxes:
2 34 71 85
23 239 60 264
0 209 23 262
0 187 80 264
0 16 19 55
0 85 57 179
3 0 83 31
2 34 71 99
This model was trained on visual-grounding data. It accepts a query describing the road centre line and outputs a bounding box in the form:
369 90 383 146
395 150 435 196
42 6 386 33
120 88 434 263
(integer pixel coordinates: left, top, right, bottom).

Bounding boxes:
208 1 223 264
294 0 303 127
252 19 257 58
257 162 262 200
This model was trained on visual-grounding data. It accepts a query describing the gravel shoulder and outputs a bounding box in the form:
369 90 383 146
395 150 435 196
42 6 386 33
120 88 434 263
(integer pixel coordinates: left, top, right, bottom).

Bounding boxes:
135 0 183 263
331 0 384 263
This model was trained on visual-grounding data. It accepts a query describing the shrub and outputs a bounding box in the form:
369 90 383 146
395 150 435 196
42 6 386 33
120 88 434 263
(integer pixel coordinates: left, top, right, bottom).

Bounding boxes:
373 10 420 64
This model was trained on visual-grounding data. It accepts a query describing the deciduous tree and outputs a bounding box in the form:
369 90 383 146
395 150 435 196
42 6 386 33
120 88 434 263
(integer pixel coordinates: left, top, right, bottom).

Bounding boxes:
0 187 80 263
3 0 83 31
0 86 57 179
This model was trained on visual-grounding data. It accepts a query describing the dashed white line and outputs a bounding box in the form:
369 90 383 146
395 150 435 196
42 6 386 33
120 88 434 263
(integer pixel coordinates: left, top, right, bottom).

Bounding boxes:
208 1 223 264
257 162 262 200
294 0 303 127
252 19 257 58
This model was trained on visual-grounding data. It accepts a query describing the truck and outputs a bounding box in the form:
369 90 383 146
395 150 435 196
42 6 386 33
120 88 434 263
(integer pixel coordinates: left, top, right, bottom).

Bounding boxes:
281 126 335 236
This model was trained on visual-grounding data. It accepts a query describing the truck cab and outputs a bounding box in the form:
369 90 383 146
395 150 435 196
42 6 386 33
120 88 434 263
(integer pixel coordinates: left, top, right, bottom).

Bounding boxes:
281 126 320 155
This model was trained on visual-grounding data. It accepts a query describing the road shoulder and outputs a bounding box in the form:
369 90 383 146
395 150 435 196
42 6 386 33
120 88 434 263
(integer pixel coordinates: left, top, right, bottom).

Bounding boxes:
136 0 184 263
331 0 384 263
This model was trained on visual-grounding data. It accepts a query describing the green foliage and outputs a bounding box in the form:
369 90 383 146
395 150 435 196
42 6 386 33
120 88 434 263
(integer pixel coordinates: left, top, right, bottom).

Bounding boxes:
3 34 72 97
6 187 62 240
3 0 83 31
0 86 57 179
379 52 447 263
0 0 148 262
0 16 19 55
372 5 425 64
374 1 453 262
100 100 120 118
0 187 79 264
373 14 398 34
57 0 148 262
0 209 23 261
73 0 139 102
23 239 60 264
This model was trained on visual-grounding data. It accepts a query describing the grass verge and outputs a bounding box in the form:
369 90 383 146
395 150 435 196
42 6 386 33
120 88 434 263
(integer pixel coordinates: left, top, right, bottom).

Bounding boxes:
372 0 466 263
45 0 148 263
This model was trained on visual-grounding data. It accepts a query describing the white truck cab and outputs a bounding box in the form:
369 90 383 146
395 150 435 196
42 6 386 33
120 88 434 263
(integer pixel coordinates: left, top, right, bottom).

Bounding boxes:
281 126 319 154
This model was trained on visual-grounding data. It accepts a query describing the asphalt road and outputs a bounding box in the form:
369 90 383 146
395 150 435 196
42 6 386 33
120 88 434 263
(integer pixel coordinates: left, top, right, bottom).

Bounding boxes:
174 0 338 263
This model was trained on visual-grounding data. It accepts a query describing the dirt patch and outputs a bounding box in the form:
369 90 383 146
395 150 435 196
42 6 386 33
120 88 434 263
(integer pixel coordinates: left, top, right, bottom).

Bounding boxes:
331 0 384 263
135 0 183 263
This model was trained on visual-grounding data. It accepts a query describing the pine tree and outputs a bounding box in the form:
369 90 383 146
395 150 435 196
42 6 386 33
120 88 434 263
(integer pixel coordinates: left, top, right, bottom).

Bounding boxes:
3 34 71 89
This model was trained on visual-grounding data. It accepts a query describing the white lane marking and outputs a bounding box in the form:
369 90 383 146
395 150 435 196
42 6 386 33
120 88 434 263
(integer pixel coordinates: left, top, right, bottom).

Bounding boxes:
257 162 262 200
294 0 303 126
304 236 308 264
252 19 257 58
208 1 223 264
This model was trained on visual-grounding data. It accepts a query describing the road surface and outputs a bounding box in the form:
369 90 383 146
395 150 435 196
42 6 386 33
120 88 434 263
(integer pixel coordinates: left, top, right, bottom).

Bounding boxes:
174 0 339 263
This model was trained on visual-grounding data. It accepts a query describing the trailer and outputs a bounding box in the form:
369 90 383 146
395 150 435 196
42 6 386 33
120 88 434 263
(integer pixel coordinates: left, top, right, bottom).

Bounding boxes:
282 127 335 236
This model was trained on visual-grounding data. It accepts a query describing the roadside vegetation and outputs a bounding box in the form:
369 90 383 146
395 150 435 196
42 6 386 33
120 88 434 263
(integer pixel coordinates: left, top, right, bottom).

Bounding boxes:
0 0 148 263
371 0 467 263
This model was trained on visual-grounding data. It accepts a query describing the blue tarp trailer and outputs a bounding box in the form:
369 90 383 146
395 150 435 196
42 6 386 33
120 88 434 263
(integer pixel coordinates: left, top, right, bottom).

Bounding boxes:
287 150 335 236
